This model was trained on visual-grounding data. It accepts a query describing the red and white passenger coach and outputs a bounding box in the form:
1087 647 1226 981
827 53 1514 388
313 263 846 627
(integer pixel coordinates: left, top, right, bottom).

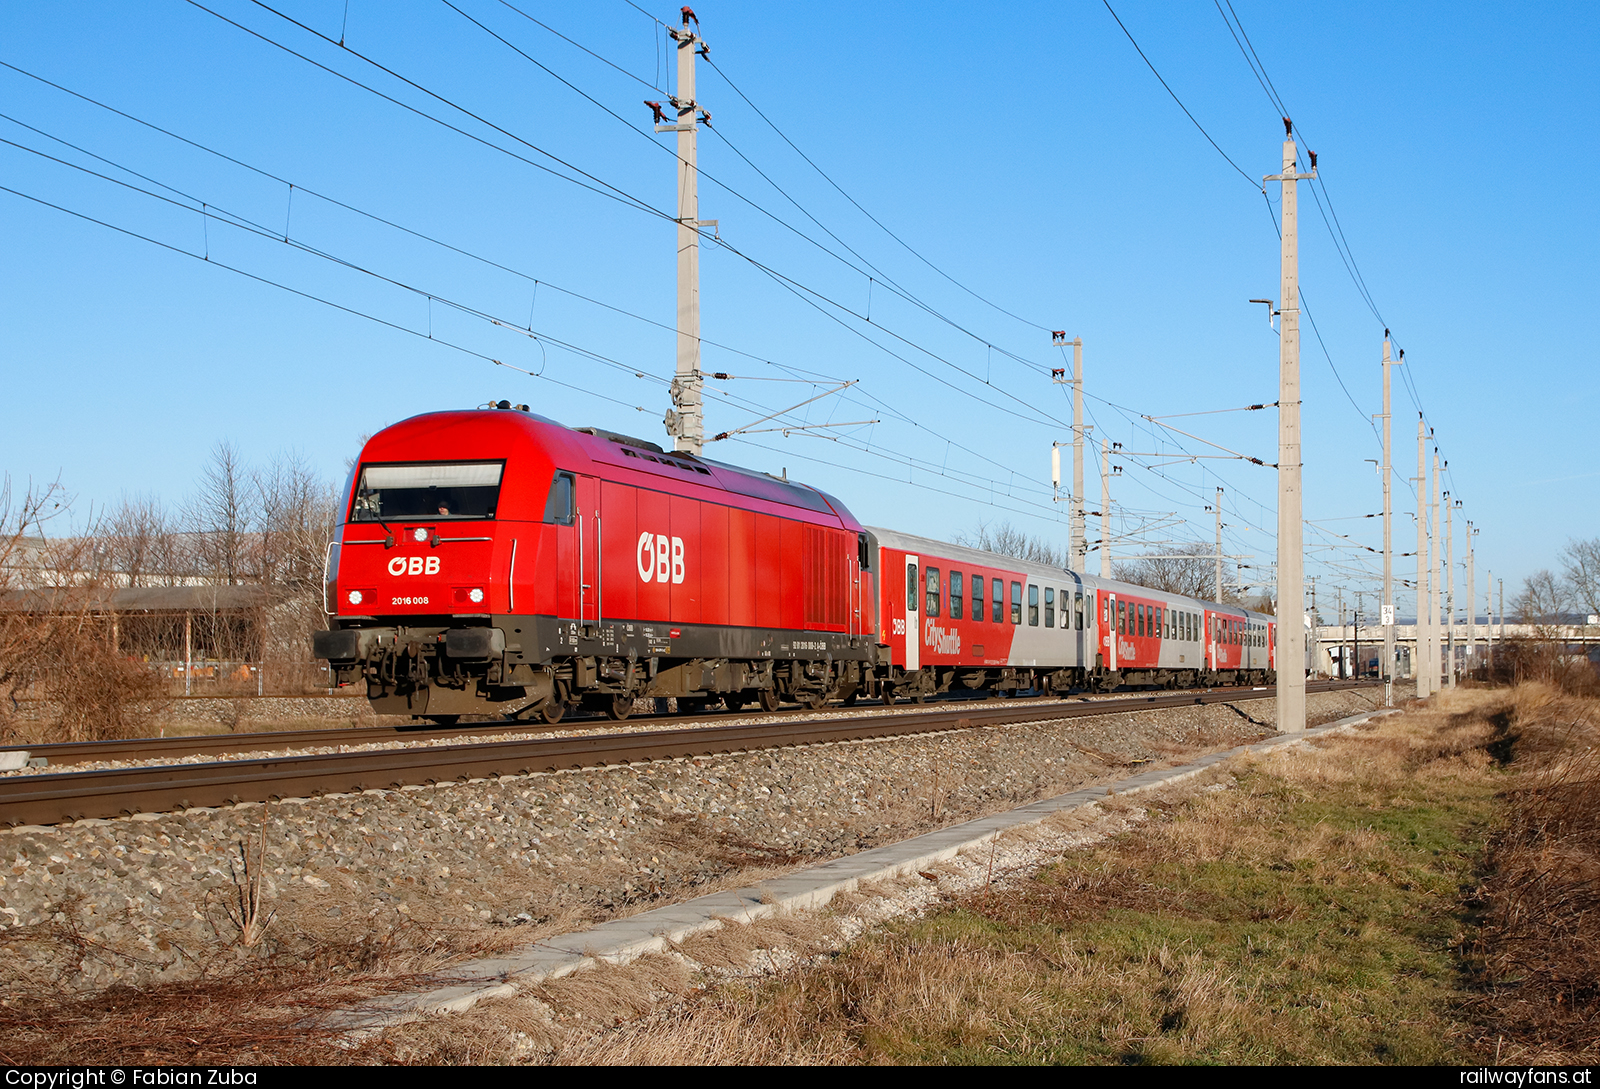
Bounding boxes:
314 406 1277 722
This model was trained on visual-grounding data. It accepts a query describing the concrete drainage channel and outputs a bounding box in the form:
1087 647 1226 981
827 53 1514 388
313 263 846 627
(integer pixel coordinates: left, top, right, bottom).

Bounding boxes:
329 706 1397 1034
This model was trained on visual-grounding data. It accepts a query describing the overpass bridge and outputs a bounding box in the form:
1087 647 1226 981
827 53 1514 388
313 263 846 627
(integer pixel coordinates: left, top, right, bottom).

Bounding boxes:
1310 621 1600 678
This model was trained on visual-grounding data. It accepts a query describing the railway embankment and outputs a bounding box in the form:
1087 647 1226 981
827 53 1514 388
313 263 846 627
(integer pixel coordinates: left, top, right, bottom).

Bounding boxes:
0 688 1378 1000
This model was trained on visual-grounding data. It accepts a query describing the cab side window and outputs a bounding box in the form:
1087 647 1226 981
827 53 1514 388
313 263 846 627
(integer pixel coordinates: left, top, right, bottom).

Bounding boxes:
543 471 575 525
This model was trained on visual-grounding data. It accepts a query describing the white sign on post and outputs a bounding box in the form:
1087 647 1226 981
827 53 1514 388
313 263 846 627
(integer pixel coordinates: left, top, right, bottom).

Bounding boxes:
1381 604 1395 625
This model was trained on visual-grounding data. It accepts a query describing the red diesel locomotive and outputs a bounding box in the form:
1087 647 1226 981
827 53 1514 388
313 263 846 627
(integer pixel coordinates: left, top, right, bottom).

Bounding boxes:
313 405 1276 722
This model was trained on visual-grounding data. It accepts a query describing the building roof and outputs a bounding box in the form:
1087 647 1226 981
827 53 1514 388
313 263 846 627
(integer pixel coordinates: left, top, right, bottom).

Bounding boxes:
0 584 274 614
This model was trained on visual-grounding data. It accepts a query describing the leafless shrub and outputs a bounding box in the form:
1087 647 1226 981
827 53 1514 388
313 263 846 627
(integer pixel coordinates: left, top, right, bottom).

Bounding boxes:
0 476 166 741
223 813 279 948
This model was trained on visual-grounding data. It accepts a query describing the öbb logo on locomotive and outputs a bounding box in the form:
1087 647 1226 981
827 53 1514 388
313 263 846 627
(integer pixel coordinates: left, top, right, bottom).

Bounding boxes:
386 555 441 577
635 531 685 585
314 405 1279 725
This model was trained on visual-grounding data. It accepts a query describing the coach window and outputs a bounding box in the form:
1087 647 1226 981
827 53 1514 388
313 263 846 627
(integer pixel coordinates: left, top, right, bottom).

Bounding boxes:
543 471 575 525
1011 581 1022 625
926 567 941 618
1028 585 1040 626
1118 599 1127 634
1045 587 1055 628
907 564 918 613
1075 591 1085 630
971 575 984 623
949 571 964 620
994 579 1005 623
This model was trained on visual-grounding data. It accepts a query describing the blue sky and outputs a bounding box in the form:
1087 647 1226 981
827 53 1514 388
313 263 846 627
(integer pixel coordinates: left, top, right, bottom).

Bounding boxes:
3 0 1595 620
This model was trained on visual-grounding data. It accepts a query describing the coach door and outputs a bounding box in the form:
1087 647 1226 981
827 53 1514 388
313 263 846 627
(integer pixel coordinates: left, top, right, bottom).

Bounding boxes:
575 475 601 630
1105 590 1118 671
904 554 919 671
1069 575 1085 667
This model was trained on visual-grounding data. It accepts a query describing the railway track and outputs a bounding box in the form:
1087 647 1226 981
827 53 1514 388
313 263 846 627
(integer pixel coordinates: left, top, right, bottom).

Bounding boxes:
0 681 1376 827
5 685 1282 767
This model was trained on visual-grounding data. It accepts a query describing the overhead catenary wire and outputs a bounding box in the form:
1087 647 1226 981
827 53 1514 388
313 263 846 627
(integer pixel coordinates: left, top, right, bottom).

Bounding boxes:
199 0 1082 436
0 109 1100 526
455 1 1066 382
702 52 1054 334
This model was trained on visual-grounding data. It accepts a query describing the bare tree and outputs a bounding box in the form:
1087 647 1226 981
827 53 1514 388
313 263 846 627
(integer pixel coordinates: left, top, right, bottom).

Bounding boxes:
954 520 1068 568
187 441 250 585
1112 543 1230 601
1560 537 1600 618
254 451 342 675
100 495 178 587
1516 569 1571 628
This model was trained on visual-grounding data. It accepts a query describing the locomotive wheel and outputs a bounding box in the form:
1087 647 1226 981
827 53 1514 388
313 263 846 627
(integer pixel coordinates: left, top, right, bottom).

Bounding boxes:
799 691 827 710
757 688 780 712
538 700 565 725
606 695 634 721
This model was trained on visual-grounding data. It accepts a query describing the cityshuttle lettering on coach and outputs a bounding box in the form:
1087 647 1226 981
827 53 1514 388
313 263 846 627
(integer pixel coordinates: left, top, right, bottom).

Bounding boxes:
387 555 440 576
636 532 685 584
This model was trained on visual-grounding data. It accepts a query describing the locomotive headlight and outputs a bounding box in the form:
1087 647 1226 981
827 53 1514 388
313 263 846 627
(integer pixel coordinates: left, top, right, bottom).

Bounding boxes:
347 589 364 605
413 527 429 542
468 587 485 604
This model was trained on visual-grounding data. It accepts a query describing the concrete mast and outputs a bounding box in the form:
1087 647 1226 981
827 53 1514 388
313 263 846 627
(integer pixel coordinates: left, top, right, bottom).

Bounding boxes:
1381 338 1399 705
1214 487 1225 604
1440 444 1452 690
1446 494 1458 687
1072 338 1086 573
660 9 708 455
1467 521 1477 676
1100 438 1113 579
1416 415 1431 699
1268 120 1313 733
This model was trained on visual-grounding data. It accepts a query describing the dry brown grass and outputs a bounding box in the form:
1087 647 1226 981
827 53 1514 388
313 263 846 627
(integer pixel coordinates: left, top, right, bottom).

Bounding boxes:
1466 683 1600 1064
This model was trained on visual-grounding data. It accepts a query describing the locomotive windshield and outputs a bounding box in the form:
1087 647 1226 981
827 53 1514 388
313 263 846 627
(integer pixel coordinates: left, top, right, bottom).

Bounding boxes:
351 461 504 521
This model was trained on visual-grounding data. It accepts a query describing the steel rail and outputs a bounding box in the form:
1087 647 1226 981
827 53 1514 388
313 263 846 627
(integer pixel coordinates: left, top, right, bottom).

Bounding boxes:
0 681 1374 827
8 684 1291 766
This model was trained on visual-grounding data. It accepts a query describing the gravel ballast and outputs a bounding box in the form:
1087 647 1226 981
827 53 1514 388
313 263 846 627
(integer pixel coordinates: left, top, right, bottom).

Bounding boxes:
0 688 1378 995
